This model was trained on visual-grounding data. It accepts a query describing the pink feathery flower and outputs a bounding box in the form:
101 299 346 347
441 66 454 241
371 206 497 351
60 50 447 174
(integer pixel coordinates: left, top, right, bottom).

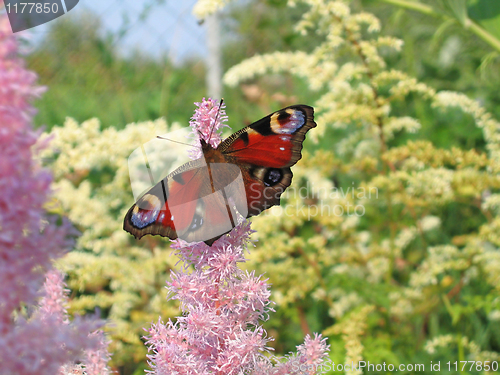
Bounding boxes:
38 269 111 375
188 97 228 159
298 333 330 363
145 100 330 374
0 12 111 374
84 330 113 375
0 6 62 329
37 269 113 375
0 267 103 374
38 269 71 324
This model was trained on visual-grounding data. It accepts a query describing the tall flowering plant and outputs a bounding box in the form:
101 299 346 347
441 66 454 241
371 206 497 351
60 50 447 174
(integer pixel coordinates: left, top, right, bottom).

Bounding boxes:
145 99 330 374
219 0 500 369
0 8 110 374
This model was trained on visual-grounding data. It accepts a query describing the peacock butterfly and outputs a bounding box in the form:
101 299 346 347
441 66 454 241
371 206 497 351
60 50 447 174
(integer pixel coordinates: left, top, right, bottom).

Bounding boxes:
123 104 316 246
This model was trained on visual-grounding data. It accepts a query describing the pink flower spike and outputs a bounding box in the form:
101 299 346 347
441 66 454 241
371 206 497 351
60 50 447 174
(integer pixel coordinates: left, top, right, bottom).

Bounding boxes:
188 97 228 159
0 12 112 374
297 333 331 364
38 269 70 324
146 100 330 374
84 330 113 375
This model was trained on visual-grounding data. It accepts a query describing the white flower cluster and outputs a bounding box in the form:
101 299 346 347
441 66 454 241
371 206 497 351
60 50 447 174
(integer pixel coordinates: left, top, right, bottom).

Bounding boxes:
210 0 500 366
488 310 500 321
192 0 230 19
406 168 455 204
419 215 441 232
394 227 417 251
482 193 500 214
224 51 313 87
389 288 423 317
426 335 481 357
410 245 462 288
434 91 500 173
384 117 421 140
40 118 184 353
328 291 363 319
424 334 455 355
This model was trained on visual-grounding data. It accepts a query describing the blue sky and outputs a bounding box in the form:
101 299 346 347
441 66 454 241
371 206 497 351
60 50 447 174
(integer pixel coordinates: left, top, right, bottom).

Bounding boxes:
29 0 208 63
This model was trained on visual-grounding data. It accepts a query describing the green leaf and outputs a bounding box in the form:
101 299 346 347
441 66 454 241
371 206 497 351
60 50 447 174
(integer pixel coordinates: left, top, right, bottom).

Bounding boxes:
468 0 500 41
429 18 456 52
479 51 499 80
445 0 468 26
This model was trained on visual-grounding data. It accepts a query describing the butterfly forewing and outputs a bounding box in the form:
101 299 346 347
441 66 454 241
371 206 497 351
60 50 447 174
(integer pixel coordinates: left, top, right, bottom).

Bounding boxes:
219 105 316 168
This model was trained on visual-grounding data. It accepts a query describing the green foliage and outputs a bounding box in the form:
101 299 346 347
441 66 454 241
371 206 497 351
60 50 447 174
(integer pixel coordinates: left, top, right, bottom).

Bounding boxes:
28 12 207 130
362 0 500 149
374 0 500 53
224 0 500 370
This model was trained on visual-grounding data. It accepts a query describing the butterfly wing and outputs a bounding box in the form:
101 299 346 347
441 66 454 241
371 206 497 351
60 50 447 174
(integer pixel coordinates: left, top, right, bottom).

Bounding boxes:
218 105 316 217
123 157 247 245
123 159 204 241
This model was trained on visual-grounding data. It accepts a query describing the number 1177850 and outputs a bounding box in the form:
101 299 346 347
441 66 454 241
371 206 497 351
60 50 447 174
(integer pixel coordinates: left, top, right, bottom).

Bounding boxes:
5 2 59 14
447 361 498 372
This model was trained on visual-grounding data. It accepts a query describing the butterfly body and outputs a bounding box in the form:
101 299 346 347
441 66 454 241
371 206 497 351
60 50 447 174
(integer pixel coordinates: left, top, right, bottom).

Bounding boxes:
124 105 316 246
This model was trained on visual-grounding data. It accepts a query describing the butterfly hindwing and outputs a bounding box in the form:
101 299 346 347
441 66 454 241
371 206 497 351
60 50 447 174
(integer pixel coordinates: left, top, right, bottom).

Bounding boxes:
123 160 206 241
124 157 248 245
220 105 316 218
244 166 293 217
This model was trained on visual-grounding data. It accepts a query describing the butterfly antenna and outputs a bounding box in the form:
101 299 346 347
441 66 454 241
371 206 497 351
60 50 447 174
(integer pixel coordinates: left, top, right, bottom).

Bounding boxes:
207 98 224 144
157 136 199 148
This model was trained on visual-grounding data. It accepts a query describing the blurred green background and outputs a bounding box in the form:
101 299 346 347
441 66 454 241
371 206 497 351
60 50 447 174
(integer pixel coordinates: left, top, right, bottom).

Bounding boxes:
26 0 500 374
29 0 500 145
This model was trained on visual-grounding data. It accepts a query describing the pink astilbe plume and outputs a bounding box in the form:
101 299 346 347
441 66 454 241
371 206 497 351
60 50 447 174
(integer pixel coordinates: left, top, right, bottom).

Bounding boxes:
38 269 71 324
0 12 55 323
188 97 228 159
83 330 113 375
145 99 330 374
0 11 111 374
38 270 113 375
39 270 112 375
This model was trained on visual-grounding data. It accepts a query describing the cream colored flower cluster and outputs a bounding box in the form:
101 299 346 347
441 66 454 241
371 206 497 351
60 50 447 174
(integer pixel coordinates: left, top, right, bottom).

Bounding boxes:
324 305 375 375
224 0 500 368
433 91 500 173
40 118 184 363
424 334 500 364
193 0 231 19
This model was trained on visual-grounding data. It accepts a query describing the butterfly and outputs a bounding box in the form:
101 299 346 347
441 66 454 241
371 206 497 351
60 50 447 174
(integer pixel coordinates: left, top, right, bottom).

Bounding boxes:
123 104 316 246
